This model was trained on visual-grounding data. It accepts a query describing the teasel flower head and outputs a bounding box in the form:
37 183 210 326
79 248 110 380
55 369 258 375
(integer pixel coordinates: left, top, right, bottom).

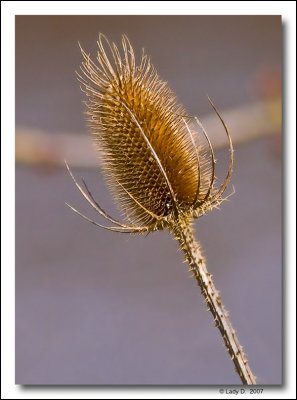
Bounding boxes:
65 36 259 385
66 34 234 234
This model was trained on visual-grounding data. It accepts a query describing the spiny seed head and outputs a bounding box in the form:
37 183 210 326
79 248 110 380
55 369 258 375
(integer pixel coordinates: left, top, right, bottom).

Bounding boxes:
75 34 233 233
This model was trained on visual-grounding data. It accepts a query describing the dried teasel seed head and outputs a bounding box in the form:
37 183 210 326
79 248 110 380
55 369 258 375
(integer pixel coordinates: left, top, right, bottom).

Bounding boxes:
72 34 234 233
67 39 257 385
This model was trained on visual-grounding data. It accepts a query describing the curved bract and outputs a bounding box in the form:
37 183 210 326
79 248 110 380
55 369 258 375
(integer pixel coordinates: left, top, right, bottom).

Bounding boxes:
68 34 234 233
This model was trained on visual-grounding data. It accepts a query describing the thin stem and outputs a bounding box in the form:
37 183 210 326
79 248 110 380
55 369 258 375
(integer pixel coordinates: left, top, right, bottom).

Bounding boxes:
172 219 256 385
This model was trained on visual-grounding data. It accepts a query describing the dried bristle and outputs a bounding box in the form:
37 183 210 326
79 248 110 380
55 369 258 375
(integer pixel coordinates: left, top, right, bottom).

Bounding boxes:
78 34 212 228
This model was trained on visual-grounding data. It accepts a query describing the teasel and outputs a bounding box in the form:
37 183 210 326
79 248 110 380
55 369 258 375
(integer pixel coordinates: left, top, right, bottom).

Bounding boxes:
66 34 256 384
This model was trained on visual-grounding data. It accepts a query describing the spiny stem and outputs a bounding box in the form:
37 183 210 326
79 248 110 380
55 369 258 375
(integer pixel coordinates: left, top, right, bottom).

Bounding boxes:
173 220 256 385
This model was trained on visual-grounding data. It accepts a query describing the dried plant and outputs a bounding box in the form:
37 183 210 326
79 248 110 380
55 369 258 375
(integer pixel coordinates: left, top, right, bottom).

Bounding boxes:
66 34 256 384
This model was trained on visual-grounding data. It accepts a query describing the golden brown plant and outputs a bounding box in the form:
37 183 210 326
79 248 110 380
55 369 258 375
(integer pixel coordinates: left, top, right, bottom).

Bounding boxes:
66 34 256 384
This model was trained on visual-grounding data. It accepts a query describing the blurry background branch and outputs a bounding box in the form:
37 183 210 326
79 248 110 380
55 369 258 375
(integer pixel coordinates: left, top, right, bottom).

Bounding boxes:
16 96 281 169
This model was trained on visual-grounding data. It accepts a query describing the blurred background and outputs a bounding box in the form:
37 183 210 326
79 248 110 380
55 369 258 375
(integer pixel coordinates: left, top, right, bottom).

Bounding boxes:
15 16 282 385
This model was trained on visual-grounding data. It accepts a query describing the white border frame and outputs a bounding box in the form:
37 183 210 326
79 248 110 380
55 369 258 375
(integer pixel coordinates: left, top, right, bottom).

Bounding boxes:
2 1 296 399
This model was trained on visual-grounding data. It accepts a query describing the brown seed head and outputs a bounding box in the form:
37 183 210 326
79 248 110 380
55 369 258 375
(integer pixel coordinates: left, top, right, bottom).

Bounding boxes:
71 34 233 233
